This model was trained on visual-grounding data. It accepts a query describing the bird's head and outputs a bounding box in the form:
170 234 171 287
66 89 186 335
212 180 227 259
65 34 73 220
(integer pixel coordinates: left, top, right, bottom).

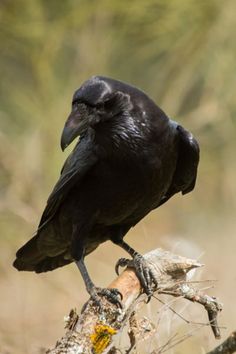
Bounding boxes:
61 76 133 150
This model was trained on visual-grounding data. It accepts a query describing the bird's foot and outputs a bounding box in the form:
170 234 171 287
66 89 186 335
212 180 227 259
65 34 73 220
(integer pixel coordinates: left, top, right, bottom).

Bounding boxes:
115 254 158 301
89 286 123 309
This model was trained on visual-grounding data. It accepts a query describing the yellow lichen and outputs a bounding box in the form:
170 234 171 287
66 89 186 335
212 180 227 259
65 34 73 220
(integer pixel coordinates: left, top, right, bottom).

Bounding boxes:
90 323 117 354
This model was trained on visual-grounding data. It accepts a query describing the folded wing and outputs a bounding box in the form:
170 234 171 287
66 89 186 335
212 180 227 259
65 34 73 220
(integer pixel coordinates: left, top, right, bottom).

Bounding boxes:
13 132 98 271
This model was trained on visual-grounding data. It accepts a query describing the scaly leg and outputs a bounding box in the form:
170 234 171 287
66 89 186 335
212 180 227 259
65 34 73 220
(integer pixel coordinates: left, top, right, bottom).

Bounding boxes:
71 223 123 308
75 257 123 308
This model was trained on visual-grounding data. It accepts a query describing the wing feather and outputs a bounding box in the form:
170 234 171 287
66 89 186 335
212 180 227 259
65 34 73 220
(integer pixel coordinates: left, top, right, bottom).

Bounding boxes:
38 133 98 231
157 124 200 207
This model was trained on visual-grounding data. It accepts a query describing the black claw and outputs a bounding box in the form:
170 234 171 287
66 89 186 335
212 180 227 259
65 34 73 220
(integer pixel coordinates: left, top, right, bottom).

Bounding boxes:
89 286 123 309
109 288 123 301
115 257 130 275
115 262 120 276
99 288 123 308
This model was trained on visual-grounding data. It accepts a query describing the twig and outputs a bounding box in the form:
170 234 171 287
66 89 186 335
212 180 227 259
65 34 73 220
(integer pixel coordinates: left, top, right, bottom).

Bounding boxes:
158 284 222 338
152 324 207 354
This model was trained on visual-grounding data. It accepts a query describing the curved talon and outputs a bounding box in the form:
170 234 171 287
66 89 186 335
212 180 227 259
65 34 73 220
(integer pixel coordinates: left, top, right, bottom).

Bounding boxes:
115 257 131 275
109 287 123 301
100 288 123 308
146 292 152 303
90 286 123 309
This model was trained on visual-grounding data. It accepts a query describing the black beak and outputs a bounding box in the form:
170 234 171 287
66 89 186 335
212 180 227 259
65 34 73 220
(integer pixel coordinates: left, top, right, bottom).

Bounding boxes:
60 113 88 151
60 125 75 151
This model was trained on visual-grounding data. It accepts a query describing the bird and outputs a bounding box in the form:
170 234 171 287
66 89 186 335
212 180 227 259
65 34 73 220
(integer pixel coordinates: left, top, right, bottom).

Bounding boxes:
13 76 199 306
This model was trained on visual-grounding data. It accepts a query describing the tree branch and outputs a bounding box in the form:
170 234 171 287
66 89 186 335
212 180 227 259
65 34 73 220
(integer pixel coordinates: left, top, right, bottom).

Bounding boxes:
207 331 236 354
46 248 222 354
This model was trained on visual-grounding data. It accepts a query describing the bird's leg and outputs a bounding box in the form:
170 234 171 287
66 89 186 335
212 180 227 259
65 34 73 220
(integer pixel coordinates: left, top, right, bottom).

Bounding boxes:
71 222 123 309
75 257 123 309
76 258 95 297
112 238 158 300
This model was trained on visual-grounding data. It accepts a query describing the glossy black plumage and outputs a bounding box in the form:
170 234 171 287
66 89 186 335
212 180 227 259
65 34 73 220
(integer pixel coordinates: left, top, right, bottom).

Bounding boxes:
13 76 199 302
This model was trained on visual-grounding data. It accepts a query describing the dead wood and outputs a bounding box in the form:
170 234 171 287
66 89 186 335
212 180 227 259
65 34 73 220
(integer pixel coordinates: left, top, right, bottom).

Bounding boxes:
46 248 222 354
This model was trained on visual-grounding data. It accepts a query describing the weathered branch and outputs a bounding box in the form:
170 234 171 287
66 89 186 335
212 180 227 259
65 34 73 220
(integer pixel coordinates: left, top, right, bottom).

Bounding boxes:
207 331 236 354
46 248 222 354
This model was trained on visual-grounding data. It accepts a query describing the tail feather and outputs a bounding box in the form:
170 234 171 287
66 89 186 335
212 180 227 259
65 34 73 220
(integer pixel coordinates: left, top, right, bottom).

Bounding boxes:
13 235 72 272
34 256 72 273
14 235 45 271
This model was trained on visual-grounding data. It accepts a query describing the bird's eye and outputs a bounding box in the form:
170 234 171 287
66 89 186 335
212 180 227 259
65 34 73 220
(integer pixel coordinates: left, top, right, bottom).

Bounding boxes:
72 100 79 108
73 101 86 112
96 102 104 110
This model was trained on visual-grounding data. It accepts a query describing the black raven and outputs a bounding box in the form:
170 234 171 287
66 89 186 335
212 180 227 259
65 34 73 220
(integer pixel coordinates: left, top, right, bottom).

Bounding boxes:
13 76 199 306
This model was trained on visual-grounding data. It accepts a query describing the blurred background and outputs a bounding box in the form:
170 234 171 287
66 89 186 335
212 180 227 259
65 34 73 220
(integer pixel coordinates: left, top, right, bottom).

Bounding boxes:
1 0 236 353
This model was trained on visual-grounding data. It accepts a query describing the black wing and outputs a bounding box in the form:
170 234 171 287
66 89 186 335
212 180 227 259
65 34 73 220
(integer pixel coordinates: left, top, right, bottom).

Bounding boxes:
158 124 200 206
37 132 98 231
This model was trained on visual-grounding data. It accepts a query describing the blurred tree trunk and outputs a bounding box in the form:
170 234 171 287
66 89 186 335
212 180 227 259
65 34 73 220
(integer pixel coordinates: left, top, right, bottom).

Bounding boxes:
207 331 236 354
